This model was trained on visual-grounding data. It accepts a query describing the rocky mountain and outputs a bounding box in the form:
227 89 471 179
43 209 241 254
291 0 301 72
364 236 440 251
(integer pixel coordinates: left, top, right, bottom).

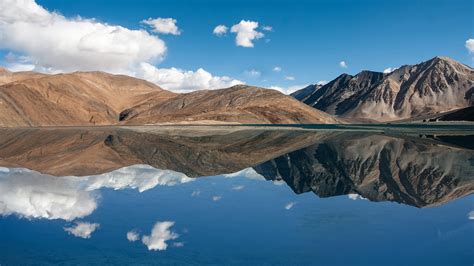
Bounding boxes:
292 57 474 122
0 68 339 127
254 132 474 207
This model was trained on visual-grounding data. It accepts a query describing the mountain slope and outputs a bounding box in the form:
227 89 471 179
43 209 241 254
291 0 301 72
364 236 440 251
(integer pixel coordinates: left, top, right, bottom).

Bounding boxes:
120 85 340 124
293 57 474 122
0 70 339 127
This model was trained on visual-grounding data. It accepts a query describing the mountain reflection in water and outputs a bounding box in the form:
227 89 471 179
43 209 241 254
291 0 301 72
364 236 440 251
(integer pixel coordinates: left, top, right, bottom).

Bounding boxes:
0 126 473 265
0 126 472 209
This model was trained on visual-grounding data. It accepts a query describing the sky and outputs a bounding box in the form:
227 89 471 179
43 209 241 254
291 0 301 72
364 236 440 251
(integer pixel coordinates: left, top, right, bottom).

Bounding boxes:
0 0 473 93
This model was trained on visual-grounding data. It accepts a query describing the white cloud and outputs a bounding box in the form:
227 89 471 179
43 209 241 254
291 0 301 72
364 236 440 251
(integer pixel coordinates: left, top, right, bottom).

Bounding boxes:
142 17 181 35
127 230 140 242
142 221 179 251
269 84 308 95
0 0 166 74
191 190 201 197
284 76 295 81
222 168 265 180
468 211 474 220
316 80 328 86
0 165 194 221
339 61 348 68
64 221 99 239
212 195 222 201
0 168 98 221
466 39 474 53
262 26 273 31
284 201 296 210
347 193 366 200
383 67 397 74
245 69 261 78
85 164 193 193
273 66 282 72
230 20 264 48
137 62 243 92
213 25 228 36
232 185 245 191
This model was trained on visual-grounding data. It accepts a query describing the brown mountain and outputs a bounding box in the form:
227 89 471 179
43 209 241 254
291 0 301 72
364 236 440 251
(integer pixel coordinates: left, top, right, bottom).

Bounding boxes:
0 127 336 177
0 68 339 127
292 57 474 122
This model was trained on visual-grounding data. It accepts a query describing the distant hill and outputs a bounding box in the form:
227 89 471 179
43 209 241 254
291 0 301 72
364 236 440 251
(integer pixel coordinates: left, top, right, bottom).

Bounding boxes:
0 68 339 127
292 57 474 122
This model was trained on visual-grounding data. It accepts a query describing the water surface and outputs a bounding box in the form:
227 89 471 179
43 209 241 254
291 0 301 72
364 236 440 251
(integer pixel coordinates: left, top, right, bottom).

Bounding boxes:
0 126 472 265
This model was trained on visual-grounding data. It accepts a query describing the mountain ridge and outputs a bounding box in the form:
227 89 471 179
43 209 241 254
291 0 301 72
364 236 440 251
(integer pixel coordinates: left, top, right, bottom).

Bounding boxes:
0 70 339 127
292 56 474 122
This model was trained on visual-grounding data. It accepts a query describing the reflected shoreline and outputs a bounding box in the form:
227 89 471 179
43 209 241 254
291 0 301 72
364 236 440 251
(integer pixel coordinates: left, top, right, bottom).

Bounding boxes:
0 126 473 209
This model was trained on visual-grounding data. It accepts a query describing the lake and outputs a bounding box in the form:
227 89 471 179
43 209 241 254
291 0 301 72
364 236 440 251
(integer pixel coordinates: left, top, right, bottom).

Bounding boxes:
0 126 472 265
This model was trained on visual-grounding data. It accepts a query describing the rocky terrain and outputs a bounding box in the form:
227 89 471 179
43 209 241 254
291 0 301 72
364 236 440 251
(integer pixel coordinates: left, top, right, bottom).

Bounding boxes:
292 57 474 122
0 68 338 127
254 132 474 207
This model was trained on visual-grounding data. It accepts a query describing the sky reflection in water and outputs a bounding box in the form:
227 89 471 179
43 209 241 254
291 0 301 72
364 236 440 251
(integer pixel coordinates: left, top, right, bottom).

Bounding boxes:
0 127 473 265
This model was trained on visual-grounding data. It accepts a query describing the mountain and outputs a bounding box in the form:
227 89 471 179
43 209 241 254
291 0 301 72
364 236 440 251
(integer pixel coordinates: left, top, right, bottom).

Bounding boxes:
0 126 471 207
254 132 474 207
0 69 339 127
0 127 336 176
292 57 474 122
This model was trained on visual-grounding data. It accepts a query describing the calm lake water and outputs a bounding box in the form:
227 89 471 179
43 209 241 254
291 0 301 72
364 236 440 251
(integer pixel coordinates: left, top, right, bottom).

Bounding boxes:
0 126 472 265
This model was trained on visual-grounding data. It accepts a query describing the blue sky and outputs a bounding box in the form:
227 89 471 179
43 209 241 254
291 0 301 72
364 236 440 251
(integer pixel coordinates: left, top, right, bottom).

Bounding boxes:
1 0 473 92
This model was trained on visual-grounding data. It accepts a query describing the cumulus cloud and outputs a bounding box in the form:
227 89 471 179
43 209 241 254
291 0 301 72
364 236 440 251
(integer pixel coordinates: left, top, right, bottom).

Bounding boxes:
339 61 348 68
64 221 99 239
0 165 194 221
466 39 474 53
137 62 243 92
0 0 166 74
212 195 222 201
284 201 296 210
142 221 179 251
141 17 181 35
127 230 140 242
85 165 193 193
284 76 295 81
273 66 282 72
0 168 97 221
0 0 245 93
230 20 264 48
213 25 228 36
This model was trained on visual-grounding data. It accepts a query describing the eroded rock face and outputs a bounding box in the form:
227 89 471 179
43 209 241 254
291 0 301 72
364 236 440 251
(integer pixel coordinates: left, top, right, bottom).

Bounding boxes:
254 132 474 207
293 57 474 122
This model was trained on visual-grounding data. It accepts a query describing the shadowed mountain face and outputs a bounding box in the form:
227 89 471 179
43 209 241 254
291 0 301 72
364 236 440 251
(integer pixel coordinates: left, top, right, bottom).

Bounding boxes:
0 127 472 207
292 57 474 122
254 132 474 207
0 69 339 127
